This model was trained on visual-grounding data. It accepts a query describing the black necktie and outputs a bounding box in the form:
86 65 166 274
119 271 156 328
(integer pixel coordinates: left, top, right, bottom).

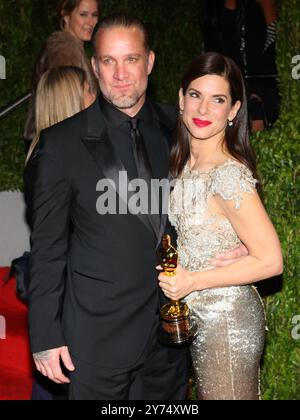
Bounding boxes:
129 118 153 182
129 117 161 235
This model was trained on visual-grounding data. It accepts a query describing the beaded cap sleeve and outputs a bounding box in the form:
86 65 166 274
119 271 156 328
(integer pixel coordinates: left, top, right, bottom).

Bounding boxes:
210 160 257 209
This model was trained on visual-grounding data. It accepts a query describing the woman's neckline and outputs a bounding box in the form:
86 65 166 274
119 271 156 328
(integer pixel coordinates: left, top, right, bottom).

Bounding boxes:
185 158 239 174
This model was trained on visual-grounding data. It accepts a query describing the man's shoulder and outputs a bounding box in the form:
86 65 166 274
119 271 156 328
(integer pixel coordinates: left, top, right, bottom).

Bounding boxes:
41 99 103 145
151 102 177 129
154 102 176 116
42 108 87 142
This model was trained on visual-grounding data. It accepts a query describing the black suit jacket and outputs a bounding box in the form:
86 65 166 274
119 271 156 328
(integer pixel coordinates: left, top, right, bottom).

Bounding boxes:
25 98 176 369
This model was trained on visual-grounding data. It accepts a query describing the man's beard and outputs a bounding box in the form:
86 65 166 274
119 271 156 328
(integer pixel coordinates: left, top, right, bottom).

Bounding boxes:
105 90 141 109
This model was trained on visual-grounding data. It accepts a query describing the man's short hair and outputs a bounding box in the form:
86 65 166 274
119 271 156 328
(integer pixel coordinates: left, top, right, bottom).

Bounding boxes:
93 13 151 55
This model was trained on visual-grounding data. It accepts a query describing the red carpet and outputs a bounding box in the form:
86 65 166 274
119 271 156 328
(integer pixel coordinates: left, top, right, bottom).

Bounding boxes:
0 267 33 400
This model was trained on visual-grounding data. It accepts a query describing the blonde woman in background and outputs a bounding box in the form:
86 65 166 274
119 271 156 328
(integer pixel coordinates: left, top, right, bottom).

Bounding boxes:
26 65 95 164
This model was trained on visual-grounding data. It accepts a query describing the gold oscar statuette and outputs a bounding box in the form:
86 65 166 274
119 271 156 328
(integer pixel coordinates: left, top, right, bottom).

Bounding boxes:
158 234 198 345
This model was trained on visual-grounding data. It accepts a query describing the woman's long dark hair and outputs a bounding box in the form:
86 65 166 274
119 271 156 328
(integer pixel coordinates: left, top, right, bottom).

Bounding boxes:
170 52 260 190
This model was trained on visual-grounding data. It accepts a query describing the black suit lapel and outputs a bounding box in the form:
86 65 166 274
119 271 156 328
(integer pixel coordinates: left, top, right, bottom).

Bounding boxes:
141 124 168 241
146 102 176 247
145 102 173 181
81 100 124 195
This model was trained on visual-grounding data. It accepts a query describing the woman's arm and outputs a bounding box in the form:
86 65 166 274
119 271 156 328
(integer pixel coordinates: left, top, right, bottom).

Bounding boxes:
158 191 283 300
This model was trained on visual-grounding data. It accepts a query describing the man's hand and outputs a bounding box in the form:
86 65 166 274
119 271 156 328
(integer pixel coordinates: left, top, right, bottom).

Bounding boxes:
33 346 75 384
210 244 249 267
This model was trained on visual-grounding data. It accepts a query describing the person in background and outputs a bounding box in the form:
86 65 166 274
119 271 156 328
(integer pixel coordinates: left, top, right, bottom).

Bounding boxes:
24 65 95 400
26 66 95 164
158 52 283 400
24 0 100 143
200 0 279 132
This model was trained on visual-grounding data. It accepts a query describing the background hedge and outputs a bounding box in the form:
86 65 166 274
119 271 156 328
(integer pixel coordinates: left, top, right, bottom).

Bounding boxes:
0 0 299 400
254 0 300 400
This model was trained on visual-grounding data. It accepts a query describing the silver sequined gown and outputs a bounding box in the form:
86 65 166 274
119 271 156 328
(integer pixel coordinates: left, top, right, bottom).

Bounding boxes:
169 160 266 400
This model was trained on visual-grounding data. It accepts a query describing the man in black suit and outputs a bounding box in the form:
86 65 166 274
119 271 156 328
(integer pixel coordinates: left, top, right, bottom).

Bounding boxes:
28 13 247 400
28 14 188 400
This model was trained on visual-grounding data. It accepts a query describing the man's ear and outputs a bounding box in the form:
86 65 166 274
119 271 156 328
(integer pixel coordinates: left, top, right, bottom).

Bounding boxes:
91 56 99 79
147 51 155 75
179 88 185 113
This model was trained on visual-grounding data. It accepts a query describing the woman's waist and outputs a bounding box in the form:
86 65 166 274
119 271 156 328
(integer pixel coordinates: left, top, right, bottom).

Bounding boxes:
184 284 263 311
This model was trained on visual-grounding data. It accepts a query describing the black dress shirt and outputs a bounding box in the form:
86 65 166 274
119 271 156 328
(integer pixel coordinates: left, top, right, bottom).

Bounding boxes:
99 96 157 182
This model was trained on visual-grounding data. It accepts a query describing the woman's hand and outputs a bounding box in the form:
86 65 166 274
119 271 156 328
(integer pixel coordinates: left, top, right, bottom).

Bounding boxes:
157 264 195 301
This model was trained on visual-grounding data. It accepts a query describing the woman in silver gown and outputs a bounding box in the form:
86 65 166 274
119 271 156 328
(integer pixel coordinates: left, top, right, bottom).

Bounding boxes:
158 52 283 400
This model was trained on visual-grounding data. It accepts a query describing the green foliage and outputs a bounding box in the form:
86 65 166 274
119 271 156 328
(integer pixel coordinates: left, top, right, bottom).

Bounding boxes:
0 0 299 400
255 0 300 400
0 0 57 190
254 127 300 400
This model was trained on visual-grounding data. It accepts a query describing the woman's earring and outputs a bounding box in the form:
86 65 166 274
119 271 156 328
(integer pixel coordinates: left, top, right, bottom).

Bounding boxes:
228 120 233 127
179 109 183 116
